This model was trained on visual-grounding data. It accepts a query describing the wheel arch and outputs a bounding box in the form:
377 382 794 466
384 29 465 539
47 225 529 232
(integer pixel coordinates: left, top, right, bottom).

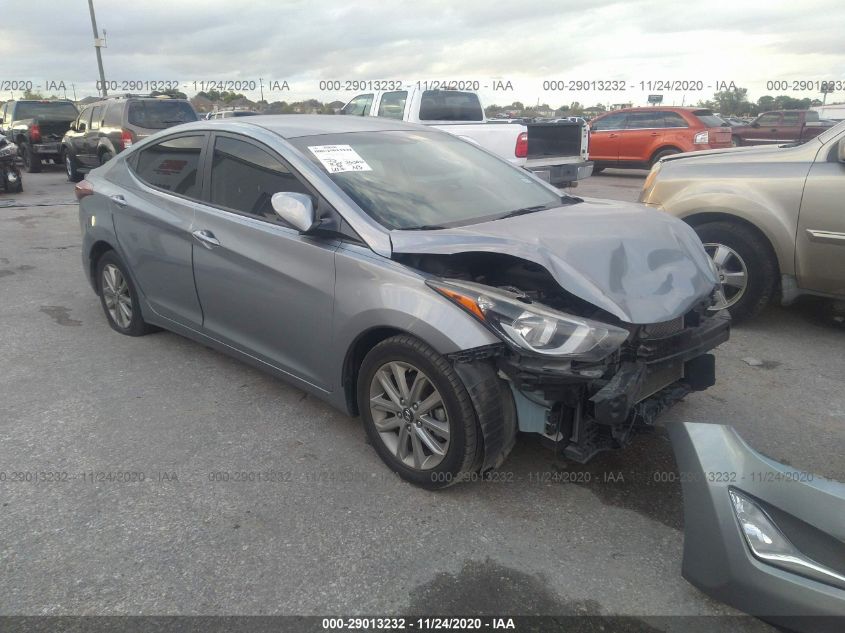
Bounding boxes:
88 240 117 293
650 145 683 163
682 212 782 276
342 326 408 415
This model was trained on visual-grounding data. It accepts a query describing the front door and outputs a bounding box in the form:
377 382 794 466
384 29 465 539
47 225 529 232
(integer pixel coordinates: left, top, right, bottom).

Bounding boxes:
588 112 628 164
745 112 782 145
191 133 338 389
795 136 845 296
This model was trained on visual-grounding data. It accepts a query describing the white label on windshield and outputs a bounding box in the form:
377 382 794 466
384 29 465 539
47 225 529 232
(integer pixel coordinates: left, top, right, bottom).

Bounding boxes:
308 144 372 173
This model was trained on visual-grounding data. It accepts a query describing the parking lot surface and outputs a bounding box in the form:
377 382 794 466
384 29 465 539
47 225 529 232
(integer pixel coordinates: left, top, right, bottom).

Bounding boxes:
1 167 843 628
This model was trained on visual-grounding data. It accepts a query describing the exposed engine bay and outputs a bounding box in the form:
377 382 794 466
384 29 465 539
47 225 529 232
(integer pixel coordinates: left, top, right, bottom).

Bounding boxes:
399 252 731 466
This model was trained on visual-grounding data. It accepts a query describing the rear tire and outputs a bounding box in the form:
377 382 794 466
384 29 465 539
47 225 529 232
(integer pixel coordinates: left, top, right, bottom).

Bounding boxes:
731 135 742 147
694 221 777 322
21 143 42 173
357 335 482 489
96 251 154 337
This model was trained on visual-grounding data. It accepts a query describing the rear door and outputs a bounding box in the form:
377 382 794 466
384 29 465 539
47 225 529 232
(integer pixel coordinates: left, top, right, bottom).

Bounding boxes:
795 137 845 296
191 132 338 388
778 111 803 142
588 112 627 163
618 110 664 163
116 132 207 327
375 91 408 119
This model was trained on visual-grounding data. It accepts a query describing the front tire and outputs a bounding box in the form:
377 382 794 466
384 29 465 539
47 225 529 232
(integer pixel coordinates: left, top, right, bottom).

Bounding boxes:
21 143 42 173
358 335 481 489
694 221 777 322
96 251 154 336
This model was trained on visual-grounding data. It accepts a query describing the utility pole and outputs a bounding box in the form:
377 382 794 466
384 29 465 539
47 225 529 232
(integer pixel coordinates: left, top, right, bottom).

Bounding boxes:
88 0 108 96
259 78 265 103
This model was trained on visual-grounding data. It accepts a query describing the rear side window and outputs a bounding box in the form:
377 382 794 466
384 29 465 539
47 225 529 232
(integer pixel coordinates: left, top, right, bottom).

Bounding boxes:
103 102 123 127
209 136 310 222
805 111 820 122
692 110 724 127
134 135 204 198
662 112 689 128
781 112 800 125
341 94 373 116
625 111 664 129
418 91 483 121
127 100 197 129
377 91 408 119
590 113 626 130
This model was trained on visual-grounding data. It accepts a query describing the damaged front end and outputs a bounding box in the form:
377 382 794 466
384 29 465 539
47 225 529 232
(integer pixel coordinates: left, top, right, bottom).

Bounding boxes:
401 251 730 466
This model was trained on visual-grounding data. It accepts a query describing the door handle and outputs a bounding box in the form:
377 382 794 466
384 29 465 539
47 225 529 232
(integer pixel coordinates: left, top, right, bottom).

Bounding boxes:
650 132 659 136
609 133 618 138
192 229 221 249
110 194 128 207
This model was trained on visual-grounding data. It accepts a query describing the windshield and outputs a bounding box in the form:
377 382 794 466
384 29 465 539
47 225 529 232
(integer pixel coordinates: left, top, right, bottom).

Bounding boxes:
290 131 566 230
127 100 197 129
14 101 78 120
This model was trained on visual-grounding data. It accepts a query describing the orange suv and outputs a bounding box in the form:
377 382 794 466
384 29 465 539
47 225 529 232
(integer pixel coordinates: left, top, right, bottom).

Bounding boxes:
588 107 731 172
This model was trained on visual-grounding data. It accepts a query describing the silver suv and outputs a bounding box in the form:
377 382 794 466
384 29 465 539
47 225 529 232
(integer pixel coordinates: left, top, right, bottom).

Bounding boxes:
77 115 728 488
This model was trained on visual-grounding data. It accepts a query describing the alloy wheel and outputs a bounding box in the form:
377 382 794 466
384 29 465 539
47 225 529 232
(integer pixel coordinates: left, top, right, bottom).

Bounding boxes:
704 242 749 307
368 361 451 470
102 263 132 329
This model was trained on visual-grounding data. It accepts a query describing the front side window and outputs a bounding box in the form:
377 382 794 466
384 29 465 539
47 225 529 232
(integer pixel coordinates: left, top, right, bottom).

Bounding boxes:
133 135 204 198
590 113 626 131
757 113 781 126
341 94 373 116
90 105 103 130
377 91 408 119
209 136 309 221
290 130 567 230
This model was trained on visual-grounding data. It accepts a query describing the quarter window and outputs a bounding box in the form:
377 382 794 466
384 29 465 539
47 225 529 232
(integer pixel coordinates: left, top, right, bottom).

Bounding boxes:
209 136 310 222
377 91 408 119
103 102 123 127
134 135 204 198
662 112 689 128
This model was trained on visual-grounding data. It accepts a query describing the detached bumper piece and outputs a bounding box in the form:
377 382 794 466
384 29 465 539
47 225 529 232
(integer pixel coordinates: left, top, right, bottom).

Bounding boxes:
669 422 845 632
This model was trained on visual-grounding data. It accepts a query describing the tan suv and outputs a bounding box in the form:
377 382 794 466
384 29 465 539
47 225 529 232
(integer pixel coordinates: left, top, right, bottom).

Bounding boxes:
640 121 845 321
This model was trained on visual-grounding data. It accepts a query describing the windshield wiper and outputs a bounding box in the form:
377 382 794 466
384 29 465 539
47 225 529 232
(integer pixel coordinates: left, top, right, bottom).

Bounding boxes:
497 204 553 220
403 224 447 231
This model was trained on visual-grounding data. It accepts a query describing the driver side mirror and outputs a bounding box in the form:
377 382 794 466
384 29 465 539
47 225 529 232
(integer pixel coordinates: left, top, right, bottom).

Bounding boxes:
271 192 318 233
838 138 845 163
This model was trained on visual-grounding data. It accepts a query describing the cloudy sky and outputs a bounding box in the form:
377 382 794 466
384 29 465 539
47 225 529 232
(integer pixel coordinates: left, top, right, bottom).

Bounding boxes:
2 0 844 107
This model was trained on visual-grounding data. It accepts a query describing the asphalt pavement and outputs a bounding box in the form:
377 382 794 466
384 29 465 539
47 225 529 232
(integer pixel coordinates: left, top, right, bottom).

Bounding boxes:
1 166 843 629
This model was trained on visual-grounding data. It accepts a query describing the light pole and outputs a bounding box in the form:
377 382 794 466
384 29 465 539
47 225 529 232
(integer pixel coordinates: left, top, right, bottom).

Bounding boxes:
88 0 108 96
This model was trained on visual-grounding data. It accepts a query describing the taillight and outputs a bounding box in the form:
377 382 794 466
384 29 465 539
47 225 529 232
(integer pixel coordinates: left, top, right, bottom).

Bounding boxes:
515 132 528 158
121 128 135 149
29 123 41 143
74 179 94 201
693 130 709 144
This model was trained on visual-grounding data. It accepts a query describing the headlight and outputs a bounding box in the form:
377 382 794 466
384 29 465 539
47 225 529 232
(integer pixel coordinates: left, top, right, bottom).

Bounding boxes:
427 279 629 361
0 143 16 158
693 131 709 144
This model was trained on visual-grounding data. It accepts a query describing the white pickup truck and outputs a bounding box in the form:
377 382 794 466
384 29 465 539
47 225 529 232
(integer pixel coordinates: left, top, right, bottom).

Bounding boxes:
340 87 592 186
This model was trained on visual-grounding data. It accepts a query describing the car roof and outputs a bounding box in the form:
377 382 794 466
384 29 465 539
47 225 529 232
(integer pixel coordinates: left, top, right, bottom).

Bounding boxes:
175 114 428 139
599 106 710 115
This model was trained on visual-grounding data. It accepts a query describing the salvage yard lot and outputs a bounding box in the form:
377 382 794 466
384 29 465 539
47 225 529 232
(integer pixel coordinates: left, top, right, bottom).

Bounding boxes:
1 167 842 627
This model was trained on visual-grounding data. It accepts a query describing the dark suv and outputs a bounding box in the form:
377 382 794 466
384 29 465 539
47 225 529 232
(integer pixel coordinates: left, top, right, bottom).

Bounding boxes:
1 99 79 172
62 95 197 181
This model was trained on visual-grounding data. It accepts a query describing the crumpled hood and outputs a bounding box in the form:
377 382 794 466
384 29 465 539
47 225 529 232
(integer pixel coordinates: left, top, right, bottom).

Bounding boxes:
390 199 718 324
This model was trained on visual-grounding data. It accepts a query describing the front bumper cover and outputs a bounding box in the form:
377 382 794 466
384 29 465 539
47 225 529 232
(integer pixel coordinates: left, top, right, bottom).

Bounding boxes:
669 422 845 632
